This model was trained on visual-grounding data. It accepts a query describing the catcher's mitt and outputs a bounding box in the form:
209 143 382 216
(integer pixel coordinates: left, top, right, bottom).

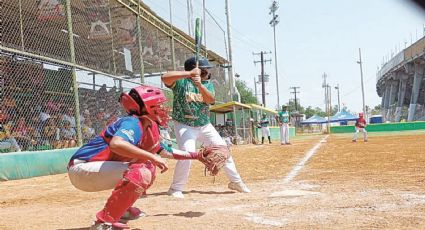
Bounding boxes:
198 145 230 176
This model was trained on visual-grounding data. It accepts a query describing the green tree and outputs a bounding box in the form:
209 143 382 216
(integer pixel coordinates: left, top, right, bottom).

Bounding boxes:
369 104 382 115
236 80 258 104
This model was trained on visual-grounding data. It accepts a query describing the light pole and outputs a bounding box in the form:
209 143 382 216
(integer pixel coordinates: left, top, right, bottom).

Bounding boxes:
357 48 366 115
225 0 236 101
269 0 280 108
335 84 340 112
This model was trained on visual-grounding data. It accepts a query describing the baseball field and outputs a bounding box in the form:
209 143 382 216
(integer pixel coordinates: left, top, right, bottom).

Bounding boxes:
1 130 425 229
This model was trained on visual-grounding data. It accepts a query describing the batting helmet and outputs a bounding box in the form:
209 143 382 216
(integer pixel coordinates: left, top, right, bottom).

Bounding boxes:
120 85 170 126
184 56 213 71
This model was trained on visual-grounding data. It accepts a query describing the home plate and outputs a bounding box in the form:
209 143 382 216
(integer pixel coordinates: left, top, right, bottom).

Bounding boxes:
269 189 320 198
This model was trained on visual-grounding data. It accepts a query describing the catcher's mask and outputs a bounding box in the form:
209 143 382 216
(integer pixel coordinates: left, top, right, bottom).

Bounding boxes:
120 85 171 127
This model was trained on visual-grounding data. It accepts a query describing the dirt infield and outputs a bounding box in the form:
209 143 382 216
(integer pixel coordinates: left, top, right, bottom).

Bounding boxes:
1 132 425 229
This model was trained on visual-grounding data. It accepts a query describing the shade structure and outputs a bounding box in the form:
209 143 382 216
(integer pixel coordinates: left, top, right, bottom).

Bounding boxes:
301 114 327 124
330 109 358 122
209 101 252 113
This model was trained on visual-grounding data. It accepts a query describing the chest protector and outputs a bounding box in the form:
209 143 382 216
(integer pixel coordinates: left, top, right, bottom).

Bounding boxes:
137 115 161 155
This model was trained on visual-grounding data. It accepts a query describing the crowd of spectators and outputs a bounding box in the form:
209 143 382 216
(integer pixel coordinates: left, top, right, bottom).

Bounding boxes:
0 84 122 153
215 124 237 146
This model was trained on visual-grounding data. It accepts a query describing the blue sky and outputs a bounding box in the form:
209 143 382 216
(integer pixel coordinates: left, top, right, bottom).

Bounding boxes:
143 0 425 113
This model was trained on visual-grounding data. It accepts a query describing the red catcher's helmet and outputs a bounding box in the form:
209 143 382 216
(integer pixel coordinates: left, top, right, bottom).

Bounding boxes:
359 112 364 117
120 85 170 126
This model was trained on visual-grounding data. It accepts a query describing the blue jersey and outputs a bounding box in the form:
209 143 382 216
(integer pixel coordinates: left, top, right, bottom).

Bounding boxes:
70 116 144 163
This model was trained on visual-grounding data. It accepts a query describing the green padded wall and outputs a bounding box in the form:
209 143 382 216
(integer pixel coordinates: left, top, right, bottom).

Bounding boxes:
0 148 77 181
330 122 425 133
256 126 296 141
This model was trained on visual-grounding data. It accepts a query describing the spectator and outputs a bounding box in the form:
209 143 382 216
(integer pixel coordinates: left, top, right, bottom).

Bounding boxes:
93 109 106 134
46 98 60 114
27 126 42 150
62 107 76 129
82 119 95 143
80 109 91 126
4 95 17 120
43 117 61 149
60 120 77 148
0 124 21 152
96 84 108 109
219 125 232 147
12 117 32 150
0 109 9 124
39 105 51 123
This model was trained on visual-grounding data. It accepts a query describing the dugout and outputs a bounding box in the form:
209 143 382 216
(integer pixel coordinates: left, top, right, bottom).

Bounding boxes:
209 101 252 144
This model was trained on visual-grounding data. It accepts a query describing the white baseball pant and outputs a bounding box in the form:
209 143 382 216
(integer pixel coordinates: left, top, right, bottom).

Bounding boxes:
280 123 290 144
170 121 243 191
352 127 368 141
68 161 129 192
261 126 270 137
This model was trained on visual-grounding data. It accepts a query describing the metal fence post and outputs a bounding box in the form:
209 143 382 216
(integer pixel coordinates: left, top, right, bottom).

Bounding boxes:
65 0 82 146
136 6 145 83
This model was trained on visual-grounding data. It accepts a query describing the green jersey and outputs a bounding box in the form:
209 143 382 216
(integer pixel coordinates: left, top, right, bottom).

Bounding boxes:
169 78 215 127
260 117 269 127
278 111 290 123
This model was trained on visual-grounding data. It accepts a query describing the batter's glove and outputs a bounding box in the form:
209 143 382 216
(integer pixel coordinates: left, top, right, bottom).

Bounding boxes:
197 145 230 176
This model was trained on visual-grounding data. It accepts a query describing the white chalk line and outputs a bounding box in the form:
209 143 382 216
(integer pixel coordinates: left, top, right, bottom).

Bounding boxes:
242 136 329 227
282 135 329 184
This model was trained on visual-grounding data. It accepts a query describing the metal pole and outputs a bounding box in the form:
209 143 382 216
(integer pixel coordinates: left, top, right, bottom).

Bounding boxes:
92 72 96 91
107 4 117 75
261 51 266 106
336 84 340 112
225 0 235 100
273 7 280 107
168 0 176 70
326 85 330 134
18 0 25 50
254 77 258 103
358 48 366 114
242 108 246 142
186 0 194 36
136 7 145 83
65 0 82 146
232 105 237 144
202 0 207 57
329 85 332 115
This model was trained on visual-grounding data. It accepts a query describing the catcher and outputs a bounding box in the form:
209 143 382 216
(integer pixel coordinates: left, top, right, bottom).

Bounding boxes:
352 112 368 142
67 85 229 230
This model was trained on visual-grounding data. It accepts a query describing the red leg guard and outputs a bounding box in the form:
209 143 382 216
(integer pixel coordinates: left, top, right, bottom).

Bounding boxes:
96 163 153 224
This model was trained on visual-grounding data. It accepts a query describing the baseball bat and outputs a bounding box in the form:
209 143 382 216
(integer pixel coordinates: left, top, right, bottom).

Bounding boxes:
194 18 202 68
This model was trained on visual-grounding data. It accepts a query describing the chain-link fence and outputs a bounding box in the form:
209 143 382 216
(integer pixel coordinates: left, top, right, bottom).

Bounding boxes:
1 0 228 153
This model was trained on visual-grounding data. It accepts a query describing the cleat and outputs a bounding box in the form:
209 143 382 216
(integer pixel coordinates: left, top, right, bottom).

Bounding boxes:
120 207 147 221
90 220 129 230
228 182 251 193
167 188 184 198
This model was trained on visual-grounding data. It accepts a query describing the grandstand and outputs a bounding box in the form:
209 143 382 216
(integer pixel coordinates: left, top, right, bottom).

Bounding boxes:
376 36 425 122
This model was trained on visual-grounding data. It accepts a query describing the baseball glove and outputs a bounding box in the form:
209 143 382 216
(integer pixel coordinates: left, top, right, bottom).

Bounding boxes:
198 145 230 176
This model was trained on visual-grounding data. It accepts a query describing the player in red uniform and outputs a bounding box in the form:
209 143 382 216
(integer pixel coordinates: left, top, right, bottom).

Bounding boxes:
68 85 203 229
352 112 368 142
